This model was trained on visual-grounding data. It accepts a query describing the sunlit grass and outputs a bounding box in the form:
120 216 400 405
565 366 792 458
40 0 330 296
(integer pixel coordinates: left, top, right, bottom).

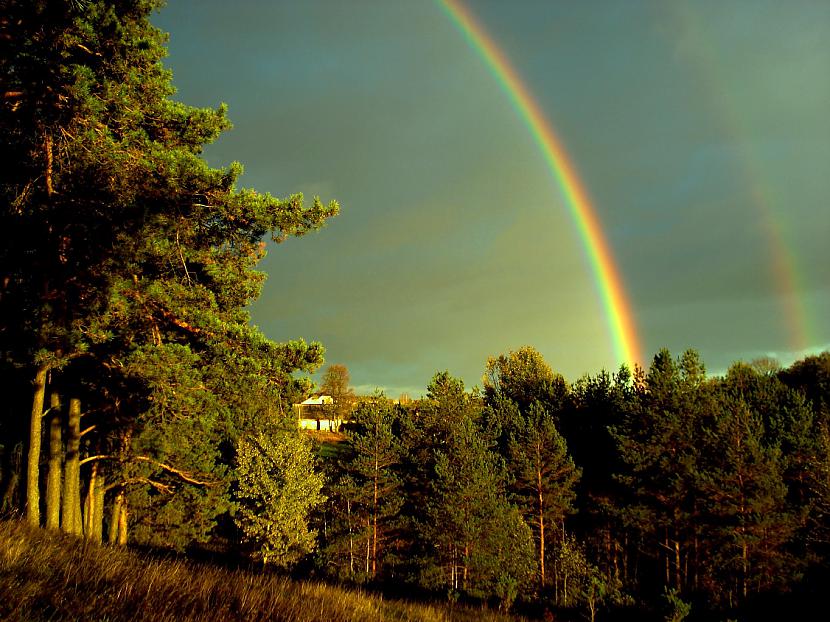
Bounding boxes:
0 520 519 622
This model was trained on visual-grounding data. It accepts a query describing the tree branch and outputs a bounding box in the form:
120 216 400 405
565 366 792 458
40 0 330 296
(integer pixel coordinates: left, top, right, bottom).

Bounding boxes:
79 454 111 466
135 455 219 487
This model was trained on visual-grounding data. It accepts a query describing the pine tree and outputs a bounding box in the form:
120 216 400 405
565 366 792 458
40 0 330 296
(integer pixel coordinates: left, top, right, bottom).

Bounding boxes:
343 396 403 579
612 349 712 594
567 366 635 586
420 393 534 603
1 0 337 543
697 397 797 604
508 401 581 588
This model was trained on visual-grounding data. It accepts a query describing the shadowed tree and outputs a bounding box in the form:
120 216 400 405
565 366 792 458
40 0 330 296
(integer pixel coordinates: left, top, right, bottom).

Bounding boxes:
697 397 798 604
344 396 402 579
508 401 581 588
0 0 337 543
612 349 712 594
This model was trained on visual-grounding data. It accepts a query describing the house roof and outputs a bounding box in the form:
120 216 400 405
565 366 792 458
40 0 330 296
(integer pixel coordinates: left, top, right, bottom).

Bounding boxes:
298 395 334 406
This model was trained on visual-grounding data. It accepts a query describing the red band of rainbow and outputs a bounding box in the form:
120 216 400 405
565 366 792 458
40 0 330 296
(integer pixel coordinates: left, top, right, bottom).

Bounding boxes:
439 0 643 368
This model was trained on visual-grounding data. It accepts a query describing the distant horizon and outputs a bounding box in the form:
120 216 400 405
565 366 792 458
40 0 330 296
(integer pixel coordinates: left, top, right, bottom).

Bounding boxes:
327 342 830 400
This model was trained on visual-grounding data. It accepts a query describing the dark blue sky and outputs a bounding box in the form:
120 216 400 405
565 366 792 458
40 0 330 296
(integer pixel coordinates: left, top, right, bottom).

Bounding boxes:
155 0 829 395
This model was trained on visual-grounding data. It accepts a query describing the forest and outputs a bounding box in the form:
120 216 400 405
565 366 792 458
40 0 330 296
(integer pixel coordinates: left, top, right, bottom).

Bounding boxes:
1 2 829 621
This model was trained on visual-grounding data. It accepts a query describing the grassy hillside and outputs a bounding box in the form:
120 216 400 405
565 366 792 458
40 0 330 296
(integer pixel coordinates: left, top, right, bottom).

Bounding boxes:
0 520 520 622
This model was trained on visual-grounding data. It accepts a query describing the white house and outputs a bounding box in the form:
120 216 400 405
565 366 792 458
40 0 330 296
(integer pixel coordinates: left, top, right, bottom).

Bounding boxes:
294 395 343 431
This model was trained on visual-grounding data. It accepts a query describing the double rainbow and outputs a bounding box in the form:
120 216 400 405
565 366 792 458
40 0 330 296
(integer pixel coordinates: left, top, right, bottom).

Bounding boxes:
439 0 643 368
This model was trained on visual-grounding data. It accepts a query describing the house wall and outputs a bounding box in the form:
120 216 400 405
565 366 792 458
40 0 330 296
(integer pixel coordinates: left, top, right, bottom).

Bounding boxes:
298 418 343 431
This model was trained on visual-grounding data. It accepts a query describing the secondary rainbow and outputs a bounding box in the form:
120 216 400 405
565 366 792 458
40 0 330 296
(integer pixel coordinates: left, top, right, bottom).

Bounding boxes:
438 0 643 368
661 2 813 354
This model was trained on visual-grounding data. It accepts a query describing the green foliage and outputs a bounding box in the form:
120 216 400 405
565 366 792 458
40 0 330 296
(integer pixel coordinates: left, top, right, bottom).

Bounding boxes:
319 395 403 581
509 401 581 523
780 352 830 422
417 376 535 606
484 346 569 415
321 363 357 423
661 588 691 622
547 533 628 620
0 0 337 546
611 349 712 593
508 402 581 587
235 431 325 567
696 378 803 602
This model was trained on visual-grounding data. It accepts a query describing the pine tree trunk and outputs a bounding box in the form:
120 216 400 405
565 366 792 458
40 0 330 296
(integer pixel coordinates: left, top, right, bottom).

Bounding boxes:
538 467 545 587
463 543 469 589
25 364 48 526
44 132 54 197
622 533 629 584
91 475 105 545
108 490 123 544
117 498 128 546
741 539 748 601
674 537 682 592
372 460 378 579
83 461 98 539
45 391 62 530
62 397 81 535
26 134 55 525
365 518 370 575
0 443 21 513
453 544 457 591
347 499 354 576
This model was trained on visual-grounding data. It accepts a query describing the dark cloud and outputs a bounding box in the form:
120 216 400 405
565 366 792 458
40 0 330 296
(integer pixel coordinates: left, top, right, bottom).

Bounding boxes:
155 0 830 390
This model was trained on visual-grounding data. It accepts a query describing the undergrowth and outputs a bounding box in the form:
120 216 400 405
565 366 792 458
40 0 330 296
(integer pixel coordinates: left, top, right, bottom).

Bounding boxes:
0 520 519 622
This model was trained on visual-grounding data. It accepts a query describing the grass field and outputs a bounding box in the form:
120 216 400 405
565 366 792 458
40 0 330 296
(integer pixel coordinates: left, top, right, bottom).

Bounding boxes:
0 520 520 622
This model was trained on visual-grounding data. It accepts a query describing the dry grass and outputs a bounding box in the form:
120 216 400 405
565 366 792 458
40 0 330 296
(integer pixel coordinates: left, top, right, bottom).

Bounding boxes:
303 430 348 443
0 520 520 622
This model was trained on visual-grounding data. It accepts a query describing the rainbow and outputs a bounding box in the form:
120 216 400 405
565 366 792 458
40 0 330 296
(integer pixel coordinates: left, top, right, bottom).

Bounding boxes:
438 0 643 368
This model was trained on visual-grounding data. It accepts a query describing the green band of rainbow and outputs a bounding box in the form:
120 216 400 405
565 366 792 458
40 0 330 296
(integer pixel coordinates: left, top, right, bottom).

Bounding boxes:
439 0 643 368
662 2 812 355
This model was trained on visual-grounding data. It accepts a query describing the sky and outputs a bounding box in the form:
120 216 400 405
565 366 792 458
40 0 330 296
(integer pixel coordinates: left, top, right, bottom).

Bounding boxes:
154 0 829 397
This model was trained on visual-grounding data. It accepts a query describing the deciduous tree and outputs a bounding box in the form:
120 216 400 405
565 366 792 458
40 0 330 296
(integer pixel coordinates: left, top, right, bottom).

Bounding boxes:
235 430 325 567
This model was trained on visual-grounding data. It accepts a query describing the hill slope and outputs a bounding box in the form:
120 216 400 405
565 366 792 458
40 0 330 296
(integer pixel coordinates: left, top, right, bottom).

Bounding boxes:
0 520 519 622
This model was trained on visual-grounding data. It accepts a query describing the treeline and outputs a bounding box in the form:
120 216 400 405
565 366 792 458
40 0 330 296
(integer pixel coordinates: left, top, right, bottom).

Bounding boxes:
0 0 336 549
316 348 830 619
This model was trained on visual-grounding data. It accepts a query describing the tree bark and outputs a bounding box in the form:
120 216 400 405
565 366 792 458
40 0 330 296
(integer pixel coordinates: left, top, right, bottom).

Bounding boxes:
675 537 682 592
372 458 378 579
108 490 123 544
44 132 54 197
91 475 105 545
463 543 469 590
25 364 48 526
83 461 98 539
117 496 128 546
61 397 81 535
365 518 370 575
26 132 55 527
45 391 62 530
347 499 354 576
0 443 21 513
538 467 546 587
